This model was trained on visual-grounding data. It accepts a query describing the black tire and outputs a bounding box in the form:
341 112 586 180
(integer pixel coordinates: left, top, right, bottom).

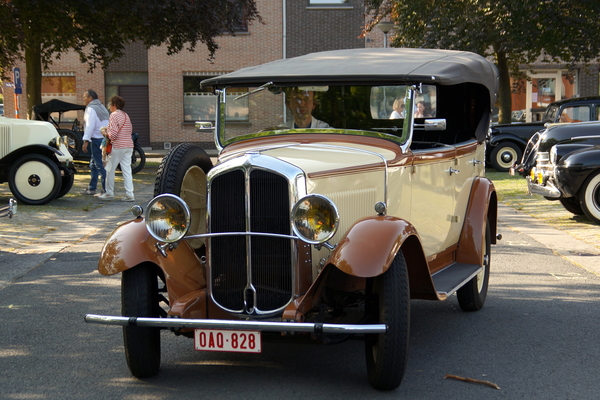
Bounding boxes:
154 143 213 249
131 145 146 174
365 251 410 391
56 173 75 198
58 129 81 158
8 154 61 205
559 197 584 215
457 223 491 311
489 142 522 172
122 266 164 378
578 170 600 224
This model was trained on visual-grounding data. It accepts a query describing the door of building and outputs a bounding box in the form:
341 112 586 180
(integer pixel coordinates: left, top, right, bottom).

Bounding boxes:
118 85 150 147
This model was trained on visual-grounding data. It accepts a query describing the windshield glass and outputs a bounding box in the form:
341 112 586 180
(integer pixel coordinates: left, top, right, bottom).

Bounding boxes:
543 106 558 123
217 84 437 146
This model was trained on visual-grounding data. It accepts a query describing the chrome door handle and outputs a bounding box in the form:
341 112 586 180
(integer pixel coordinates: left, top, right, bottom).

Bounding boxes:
448 168 460 175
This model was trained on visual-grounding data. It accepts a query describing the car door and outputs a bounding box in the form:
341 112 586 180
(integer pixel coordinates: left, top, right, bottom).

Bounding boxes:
410 145 456 258
451 141 485 243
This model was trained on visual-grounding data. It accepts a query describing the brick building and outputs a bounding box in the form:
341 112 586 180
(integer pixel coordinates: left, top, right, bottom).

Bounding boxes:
3 0 598 144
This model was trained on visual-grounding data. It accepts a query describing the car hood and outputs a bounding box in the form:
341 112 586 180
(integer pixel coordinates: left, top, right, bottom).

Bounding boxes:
260 142 394 174
538 121 600 153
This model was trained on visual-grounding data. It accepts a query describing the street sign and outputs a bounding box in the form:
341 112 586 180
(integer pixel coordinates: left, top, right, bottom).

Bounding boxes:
13 67 22 94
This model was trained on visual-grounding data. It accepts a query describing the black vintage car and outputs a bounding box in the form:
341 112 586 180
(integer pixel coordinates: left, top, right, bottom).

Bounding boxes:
33 99 146 174
488 96 600 171
512 121 600 223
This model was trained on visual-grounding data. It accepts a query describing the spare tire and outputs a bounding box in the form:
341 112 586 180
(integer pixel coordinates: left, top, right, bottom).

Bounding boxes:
154 143 213 249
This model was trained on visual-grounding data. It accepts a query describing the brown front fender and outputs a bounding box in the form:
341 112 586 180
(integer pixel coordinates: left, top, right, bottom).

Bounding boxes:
98 218 159 276
98 218 206 299
327 215 437 299
328 215 420 278
285 216 438 321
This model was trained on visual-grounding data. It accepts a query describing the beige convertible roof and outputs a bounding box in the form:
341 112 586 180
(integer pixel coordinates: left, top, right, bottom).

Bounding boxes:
201 48 498 103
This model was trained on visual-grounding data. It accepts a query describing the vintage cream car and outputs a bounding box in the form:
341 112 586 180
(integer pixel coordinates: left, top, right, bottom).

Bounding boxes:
0 116 74 205
86 48 499 390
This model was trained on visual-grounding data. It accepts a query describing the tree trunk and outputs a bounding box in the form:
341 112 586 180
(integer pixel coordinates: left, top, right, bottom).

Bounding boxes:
495 49 512 125
24 43 43 120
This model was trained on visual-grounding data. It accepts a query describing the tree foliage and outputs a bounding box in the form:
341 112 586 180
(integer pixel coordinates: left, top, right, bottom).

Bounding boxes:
363 0 600 123
0 0 259 117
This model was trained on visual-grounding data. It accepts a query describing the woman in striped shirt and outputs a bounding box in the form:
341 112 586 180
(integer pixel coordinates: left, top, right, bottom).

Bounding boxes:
97 96 135 201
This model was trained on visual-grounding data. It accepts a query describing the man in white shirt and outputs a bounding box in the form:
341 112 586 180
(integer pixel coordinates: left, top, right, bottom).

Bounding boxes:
80 89 110 195
286 88 330 128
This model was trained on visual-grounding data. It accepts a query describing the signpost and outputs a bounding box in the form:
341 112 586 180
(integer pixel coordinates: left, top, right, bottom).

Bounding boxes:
13 68 22 119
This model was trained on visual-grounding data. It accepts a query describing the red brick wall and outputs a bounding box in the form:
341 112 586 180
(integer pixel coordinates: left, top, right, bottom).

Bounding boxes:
148 0 283 148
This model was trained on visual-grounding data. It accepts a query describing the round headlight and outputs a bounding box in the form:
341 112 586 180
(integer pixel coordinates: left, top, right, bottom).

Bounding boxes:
145 194 191 243
291 194 339 244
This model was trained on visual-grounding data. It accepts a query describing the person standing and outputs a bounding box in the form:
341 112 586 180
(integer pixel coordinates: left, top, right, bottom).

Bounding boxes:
97 96 135 201
80 89 109 195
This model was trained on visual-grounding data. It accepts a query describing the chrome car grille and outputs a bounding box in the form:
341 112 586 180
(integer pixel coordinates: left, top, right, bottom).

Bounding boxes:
209 168 293 315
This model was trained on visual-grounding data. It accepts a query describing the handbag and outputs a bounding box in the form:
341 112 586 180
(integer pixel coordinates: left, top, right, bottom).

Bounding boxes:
105 141 112 154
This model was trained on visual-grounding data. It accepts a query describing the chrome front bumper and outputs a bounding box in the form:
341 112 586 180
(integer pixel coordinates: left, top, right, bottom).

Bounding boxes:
84 314 387 334
527 178 561 198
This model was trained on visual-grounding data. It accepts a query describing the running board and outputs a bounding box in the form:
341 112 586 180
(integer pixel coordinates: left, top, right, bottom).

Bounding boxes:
431 262 482 297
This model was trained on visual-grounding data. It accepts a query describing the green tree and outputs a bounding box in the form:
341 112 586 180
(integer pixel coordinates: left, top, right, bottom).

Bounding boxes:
0 0 259 118
363 0 600 124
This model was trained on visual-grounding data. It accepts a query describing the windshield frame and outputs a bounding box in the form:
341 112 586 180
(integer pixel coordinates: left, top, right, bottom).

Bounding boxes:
211 84 419 152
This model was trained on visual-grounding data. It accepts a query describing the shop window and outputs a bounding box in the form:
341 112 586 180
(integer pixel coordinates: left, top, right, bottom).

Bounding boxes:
183 75 248 122
510 70 578 122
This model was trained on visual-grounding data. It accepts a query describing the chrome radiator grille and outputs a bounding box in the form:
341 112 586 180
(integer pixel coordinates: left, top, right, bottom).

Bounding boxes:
209 169 293 315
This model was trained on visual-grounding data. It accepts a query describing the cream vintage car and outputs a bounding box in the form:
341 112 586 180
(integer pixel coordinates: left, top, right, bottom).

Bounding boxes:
0 116 75 205
86 48 499 390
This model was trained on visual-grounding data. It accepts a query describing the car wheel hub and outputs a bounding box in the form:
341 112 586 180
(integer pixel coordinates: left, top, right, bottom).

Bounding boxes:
501 151 514 163
28 174 41 187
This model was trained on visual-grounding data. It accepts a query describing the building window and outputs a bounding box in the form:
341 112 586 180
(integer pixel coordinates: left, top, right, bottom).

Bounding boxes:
227 0 249 32
183 75 249 122
42 75 76 103
309 0 350 4
41 74 77 121
308 0 352 7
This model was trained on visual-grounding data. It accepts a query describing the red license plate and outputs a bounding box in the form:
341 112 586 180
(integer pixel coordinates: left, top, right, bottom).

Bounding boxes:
194 329 261 353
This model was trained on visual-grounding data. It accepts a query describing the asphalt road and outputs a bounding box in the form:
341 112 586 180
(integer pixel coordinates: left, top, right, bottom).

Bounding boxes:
1 171 599 399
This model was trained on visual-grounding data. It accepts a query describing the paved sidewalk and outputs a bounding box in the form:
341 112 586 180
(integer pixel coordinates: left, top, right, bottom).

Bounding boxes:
0 167 157 290
498 204 600 276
